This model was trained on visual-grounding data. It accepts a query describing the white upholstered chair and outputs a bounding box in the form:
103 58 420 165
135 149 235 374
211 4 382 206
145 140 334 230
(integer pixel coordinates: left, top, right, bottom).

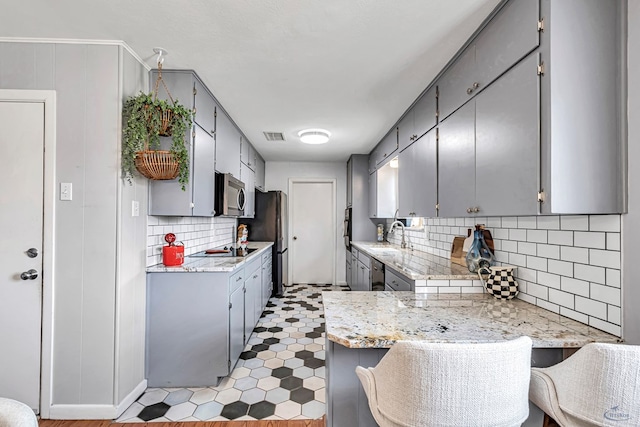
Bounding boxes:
0 398 38 427
529 343 640 427
355 336 533 427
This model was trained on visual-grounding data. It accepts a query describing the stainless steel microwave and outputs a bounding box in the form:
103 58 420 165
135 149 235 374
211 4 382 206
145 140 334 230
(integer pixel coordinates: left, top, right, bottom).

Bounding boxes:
215 172 245 216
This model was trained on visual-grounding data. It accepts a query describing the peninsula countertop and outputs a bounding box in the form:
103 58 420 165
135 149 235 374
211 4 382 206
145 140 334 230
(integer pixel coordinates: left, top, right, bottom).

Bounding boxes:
146 242 273 273
351 241 476 280
323 291 621 349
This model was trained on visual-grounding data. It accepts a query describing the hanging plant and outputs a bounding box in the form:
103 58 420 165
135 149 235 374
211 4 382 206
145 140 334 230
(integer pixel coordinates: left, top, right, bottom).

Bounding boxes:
122 66 192 190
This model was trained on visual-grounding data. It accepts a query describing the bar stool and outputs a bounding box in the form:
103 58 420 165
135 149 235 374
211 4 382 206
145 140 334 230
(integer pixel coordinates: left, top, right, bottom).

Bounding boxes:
529 342 640 427
0 398 38 427
355 336 533 427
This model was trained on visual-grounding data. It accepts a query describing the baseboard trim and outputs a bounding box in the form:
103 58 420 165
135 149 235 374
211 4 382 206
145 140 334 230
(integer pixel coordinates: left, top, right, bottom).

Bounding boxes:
336 280 347 287
115 379 147 418
47 404 116 420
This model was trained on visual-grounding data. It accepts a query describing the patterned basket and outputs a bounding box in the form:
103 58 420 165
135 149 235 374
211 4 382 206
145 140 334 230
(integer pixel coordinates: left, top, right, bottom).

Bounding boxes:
134 150 179 180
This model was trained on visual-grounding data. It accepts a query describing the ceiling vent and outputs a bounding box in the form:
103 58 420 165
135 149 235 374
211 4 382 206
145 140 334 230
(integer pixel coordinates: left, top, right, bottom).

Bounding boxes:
263 132 286 141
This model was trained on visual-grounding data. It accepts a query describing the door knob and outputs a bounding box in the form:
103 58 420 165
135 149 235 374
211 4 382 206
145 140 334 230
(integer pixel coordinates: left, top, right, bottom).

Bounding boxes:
293 236 297 240
20 269 38 280
26 248 38 258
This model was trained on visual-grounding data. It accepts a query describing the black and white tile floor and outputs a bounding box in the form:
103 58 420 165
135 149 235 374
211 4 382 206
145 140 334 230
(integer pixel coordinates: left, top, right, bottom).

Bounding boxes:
117 283 348 422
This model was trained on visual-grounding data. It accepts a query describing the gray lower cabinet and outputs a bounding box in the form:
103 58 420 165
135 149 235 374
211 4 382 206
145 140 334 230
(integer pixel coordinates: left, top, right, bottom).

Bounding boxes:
244 258 261 345
398 127 437 218
229 273 245 372
346 255 352 288
354 252 371 291
385 268 414 291
261 252 273 310
439 53 539 218
146 270 242 387
351 249 358 289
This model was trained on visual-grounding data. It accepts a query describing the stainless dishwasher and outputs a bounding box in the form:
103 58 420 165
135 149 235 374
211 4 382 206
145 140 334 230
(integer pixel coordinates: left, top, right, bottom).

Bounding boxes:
371 258 385 291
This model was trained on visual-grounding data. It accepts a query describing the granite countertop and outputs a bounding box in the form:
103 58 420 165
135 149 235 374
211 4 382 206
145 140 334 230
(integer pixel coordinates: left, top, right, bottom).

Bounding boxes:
146 242 273 273
351 241 476 280
323 291 621 349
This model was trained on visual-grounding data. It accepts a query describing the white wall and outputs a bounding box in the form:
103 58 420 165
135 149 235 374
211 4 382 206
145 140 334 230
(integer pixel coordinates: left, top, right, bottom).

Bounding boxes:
623 2 639 344
266 161 347 284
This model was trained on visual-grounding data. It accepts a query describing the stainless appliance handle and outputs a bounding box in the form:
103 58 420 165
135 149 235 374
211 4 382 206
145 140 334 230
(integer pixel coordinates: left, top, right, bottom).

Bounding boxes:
237 188 246 211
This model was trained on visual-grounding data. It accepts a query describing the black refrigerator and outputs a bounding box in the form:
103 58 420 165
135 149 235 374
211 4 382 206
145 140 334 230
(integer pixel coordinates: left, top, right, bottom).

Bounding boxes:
243 191 288 297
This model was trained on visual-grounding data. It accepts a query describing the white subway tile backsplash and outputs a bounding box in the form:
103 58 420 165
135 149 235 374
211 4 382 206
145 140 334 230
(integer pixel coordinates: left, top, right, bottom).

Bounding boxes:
589 249 621 269
461 287 485 294
589 215 621 232
537 216 560 230
548 231 573 246
517 242 537 256
574 264 606 285
518 216 537 229
509 229 527 241
502 217 518 228
560 246 589 264
548 259 574 277
501 240 518 253
590 283 620 306
527 283 549 300
549 288 574 308
509 253 527 268
526 229 547 243
573 232 606 249
560 215 589 231
606 233 621 251
518 293 536 304
493 228 509 239
439 287 461 294
588 318 621 336
606 269 621 288
536 244 560 260
487 217 502 228
518 267 537 283
575 296 607 320
608 306 621 325
560 307 589 324
537 272 561 289
537 300 560 314
560 277 590 297
526 256 547 272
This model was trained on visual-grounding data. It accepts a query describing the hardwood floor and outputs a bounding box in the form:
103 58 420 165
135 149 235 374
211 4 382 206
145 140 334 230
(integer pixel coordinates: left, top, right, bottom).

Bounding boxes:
39 418 325 427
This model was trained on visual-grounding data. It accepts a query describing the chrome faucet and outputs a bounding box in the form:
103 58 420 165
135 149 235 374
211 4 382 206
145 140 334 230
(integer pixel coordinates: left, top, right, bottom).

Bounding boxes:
389 220 407 249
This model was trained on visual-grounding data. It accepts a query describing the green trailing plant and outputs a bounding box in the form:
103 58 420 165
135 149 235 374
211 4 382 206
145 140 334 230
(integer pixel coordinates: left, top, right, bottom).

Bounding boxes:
122 92 193 190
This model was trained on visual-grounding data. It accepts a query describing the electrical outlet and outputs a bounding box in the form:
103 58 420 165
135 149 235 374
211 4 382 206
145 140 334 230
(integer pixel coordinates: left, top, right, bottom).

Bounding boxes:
60 183 72 201
132 200 140 217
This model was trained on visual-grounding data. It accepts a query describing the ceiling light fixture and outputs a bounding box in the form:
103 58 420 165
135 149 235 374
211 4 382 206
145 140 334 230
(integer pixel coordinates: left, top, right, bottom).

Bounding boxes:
298 129 331 145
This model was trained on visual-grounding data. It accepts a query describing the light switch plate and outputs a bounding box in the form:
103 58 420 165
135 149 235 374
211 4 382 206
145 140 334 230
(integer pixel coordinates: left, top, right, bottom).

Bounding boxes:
60 183 72 201
132 200 140 217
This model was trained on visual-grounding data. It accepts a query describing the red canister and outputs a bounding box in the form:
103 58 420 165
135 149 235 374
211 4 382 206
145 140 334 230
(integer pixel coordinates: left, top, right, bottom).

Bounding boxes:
162 233 184 266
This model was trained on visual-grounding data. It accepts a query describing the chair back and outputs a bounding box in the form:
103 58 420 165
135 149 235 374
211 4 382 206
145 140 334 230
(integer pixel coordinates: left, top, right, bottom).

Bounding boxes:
541 343 640 425
357 336 532 427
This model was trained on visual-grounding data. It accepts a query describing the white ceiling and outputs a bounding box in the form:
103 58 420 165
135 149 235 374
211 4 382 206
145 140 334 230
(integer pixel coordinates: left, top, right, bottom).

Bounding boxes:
2 0 502 162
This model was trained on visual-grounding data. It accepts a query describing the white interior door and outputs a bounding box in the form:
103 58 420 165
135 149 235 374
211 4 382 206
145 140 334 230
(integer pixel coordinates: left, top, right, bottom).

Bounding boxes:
0 100 45 411
290 181 335 284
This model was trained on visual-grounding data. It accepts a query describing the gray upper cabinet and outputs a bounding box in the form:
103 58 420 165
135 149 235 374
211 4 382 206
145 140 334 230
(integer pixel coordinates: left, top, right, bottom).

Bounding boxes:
240 162 255 218
369 128 399 174
193 78 216 136
148 70 217 217
398 127 437 218
539 0 624 214
397 86 438 153
215 109 241 178
369 162 398 219
255 153 266 192
240 136 255 170
439 53 540 217
439 0 540 122
346 157 353 207
368 172 377 218
438 101 476 218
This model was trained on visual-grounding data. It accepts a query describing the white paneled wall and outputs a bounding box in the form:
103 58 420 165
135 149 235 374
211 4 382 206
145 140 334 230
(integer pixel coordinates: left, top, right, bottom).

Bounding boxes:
147 216 236 266
386 215 622 336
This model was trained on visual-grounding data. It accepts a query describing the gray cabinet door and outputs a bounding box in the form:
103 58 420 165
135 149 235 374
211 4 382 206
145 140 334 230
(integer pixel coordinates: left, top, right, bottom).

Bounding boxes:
192 125 216 216
398 128 437 218
240 136 250 166
346 157 353 207
438 101 476 218
368 172 377 218
397 111 414 153
194 78 216 136
412 85 438 142
229 284 244 370
351 253 358 289
346 259 352 288
255 153 265 191
368 147 378 174
240 162 255 218
475 53 540 216
438 45 476 122
475 0 540 89
215 108 241 178
376 128 398 166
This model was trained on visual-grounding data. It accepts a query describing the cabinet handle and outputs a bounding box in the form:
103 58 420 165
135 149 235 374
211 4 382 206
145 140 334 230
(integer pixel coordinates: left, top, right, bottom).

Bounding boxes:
467 207 472 214
236 276 243 282
473 82 480 89
413 134 418 139
473 206 480 213
392 280 397 284
466 87 473 95
253 274 258 279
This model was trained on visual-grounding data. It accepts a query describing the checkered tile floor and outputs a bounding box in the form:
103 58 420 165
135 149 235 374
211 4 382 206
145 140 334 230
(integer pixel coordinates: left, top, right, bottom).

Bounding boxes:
117 283 348 422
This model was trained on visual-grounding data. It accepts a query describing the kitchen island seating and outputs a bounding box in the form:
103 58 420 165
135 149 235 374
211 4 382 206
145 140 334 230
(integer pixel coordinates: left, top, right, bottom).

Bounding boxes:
0 398 37 427
355 336 532 427
529 343 640 427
